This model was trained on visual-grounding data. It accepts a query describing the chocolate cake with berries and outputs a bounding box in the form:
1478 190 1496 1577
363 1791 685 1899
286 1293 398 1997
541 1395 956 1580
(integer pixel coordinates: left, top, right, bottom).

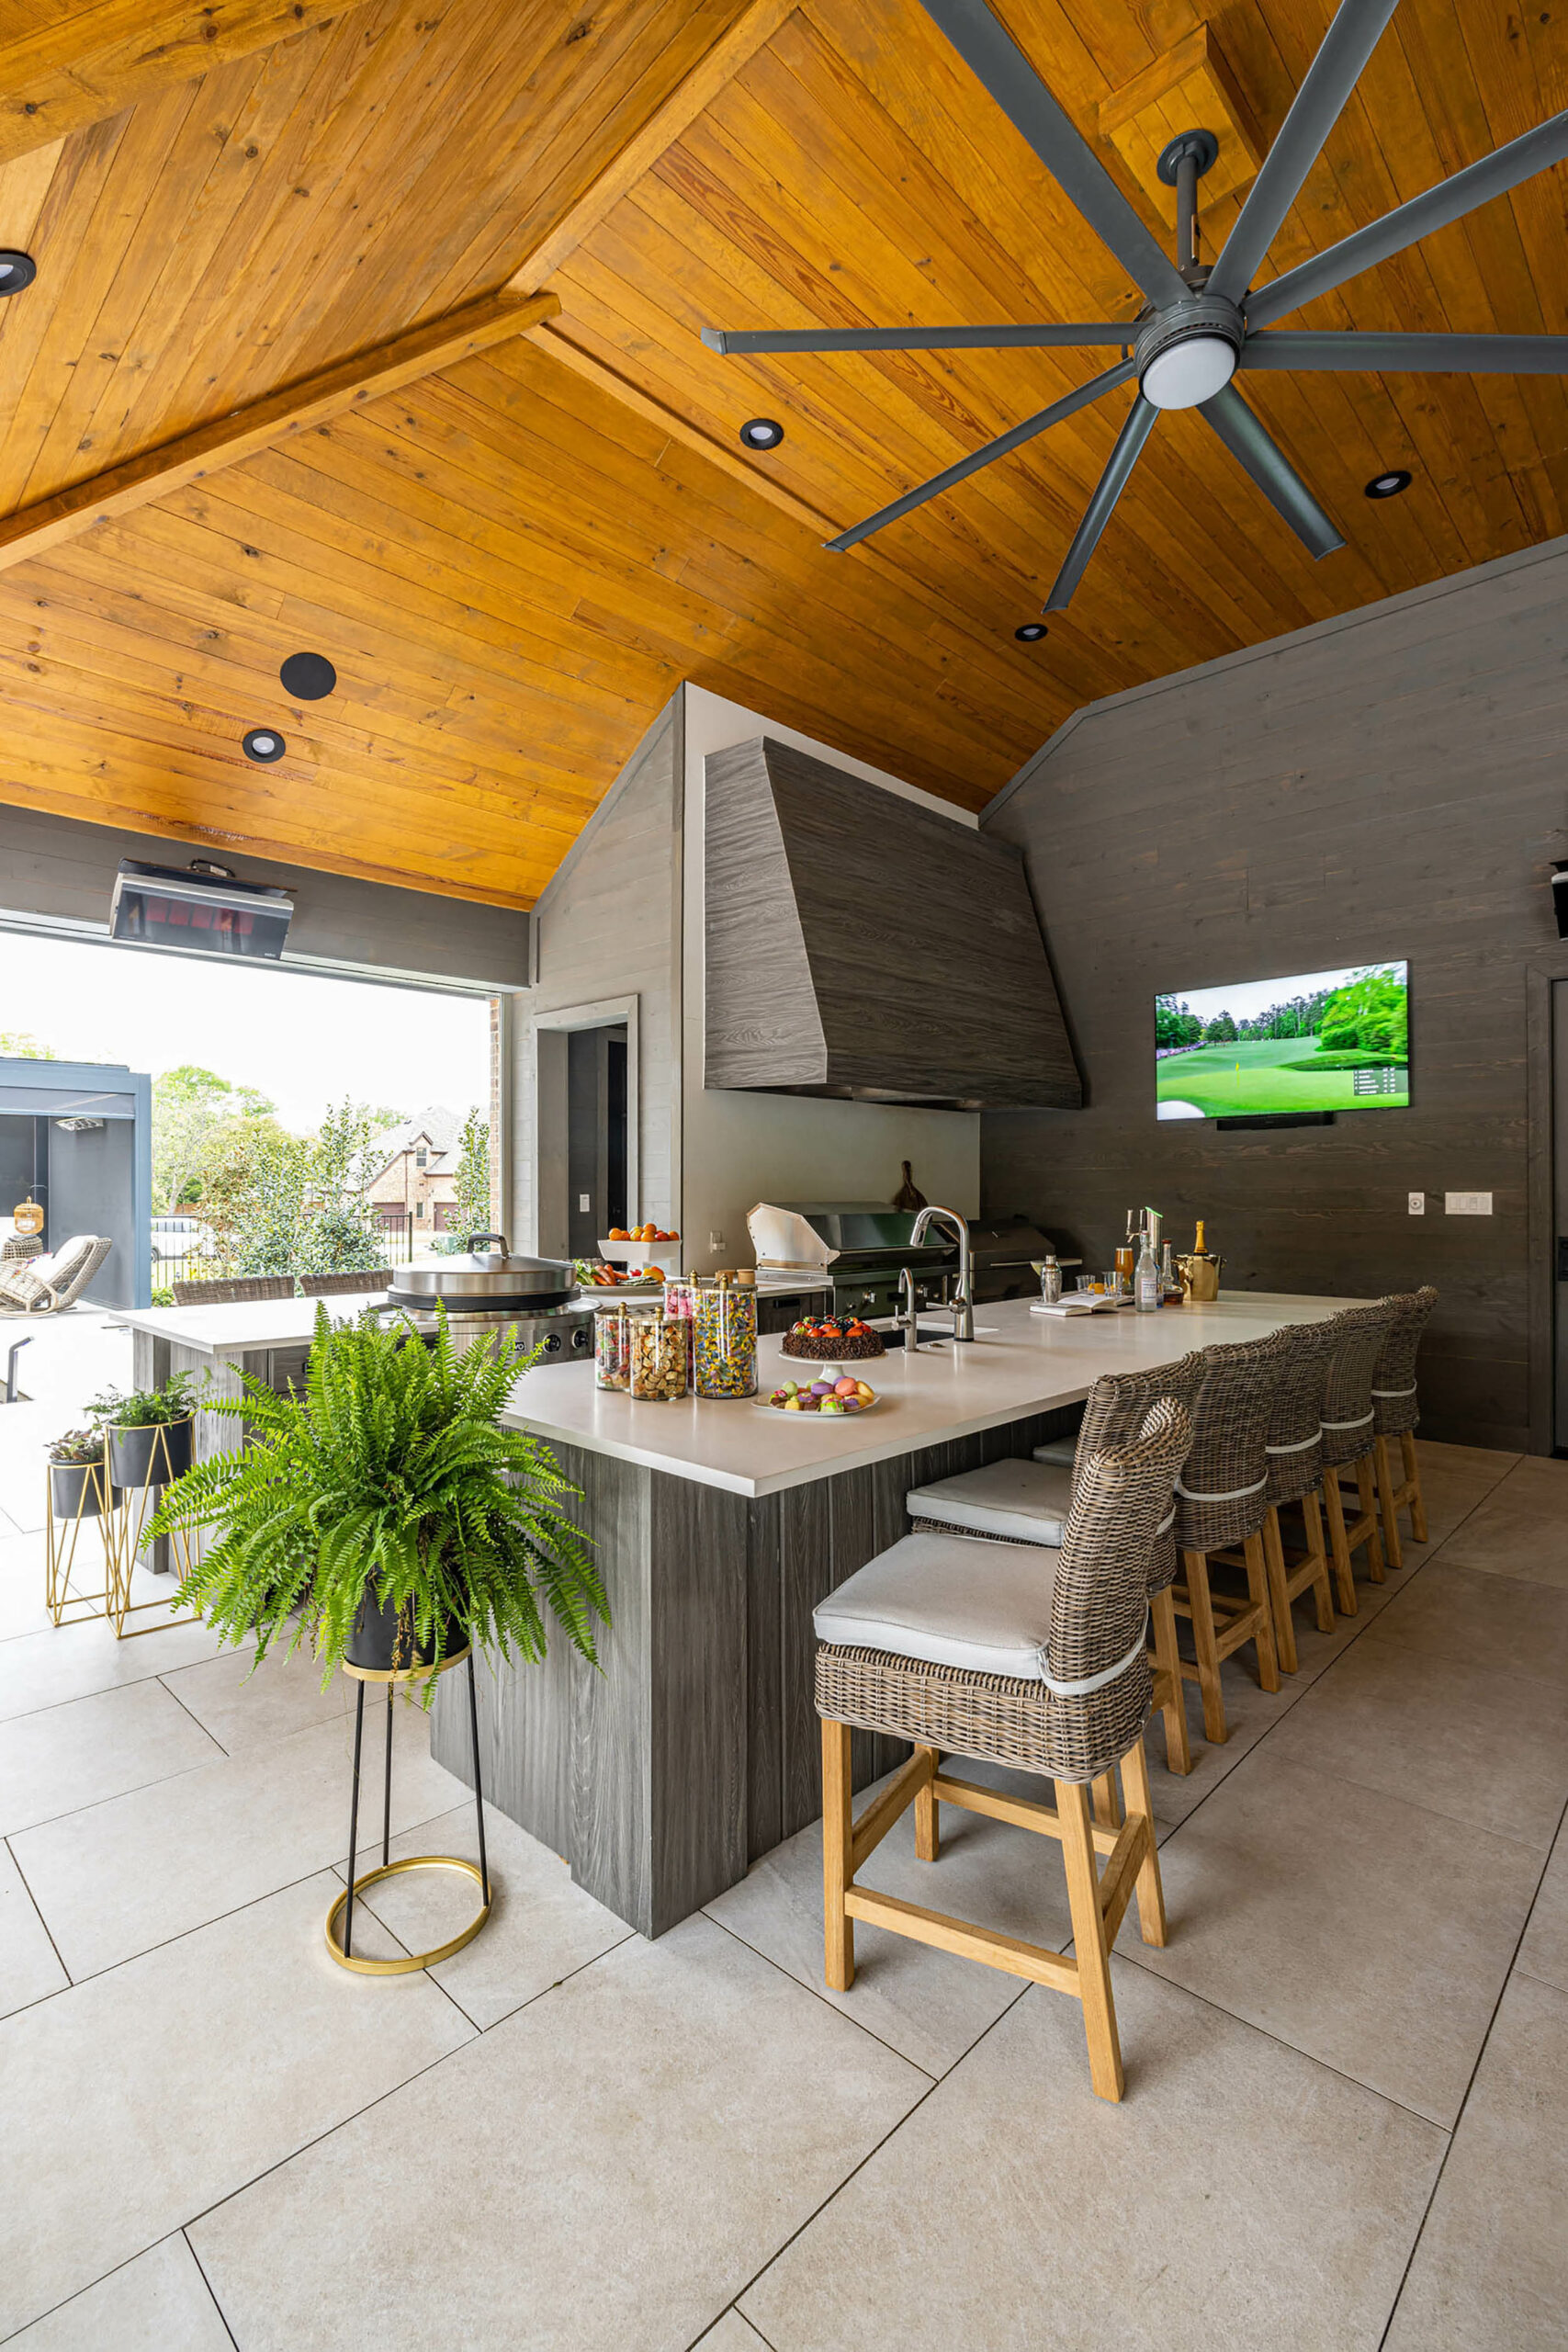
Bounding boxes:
780 1312 885 1362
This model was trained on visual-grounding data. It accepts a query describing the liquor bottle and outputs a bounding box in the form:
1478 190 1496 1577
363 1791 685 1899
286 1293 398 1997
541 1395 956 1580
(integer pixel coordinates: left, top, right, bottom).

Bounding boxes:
1134 1227 1161 1313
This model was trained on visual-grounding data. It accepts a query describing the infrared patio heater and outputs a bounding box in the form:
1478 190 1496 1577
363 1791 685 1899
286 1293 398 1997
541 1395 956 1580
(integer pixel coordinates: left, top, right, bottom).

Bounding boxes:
108 860 294 961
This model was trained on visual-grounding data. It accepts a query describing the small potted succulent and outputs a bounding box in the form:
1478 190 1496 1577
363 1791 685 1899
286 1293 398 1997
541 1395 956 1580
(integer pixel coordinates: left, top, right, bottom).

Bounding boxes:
145 1305 606 1694
87 1372 200 1490
47 1426 110 1520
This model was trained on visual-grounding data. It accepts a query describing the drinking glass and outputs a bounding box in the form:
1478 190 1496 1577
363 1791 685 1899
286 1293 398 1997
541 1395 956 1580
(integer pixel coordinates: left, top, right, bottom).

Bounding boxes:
1076 1274 1098 1294
1102 1270 1125 1298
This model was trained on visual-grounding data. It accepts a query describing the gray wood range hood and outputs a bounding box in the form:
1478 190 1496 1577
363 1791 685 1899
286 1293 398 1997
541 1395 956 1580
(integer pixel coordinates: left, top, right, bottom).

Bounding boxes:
704 738 1081 1111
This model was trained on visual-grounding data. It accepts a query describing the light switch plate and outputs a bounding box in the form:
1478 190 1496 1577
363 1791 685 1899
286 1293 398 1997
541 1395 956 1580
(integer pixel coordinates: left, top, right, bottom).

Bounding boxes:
1445 1191 1493 1216
1407 1192 1425 1215
578 1194 591 1213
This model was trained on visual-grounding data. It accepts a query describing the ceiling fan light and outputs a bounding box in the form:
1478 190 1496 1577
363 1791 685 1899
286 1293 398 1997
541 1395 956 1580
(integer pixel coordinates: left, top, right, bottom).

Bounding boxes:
1139 333 1236 411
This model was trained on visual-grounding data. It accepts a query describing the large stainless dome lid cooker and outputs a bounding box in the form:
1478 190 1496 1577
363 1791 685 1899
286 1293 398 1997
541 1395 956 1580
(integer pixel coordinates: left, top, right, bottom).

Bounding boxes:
383 1233 575 1314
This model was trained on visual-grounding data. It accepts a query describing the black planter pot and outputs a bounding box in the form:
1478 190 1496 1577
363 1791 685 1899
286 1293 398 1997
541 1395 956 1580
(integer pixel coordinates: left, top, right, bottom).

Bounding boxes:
345 1577 468 1678
50 1459 108 1519
107 1414 194 1489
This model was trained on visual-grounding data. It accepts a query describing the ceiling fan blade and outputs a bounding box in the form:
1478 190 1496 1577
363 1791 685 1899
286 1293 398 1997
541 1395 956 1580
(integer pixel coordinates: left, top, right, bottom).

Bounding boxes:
1043 394 1157 611
1243 329 1568 372
1199 383 1344 558
917 0 1188 311
825 358 1134 552
1247 109 1568 327
1208 0 1403 305
703 323 1130 355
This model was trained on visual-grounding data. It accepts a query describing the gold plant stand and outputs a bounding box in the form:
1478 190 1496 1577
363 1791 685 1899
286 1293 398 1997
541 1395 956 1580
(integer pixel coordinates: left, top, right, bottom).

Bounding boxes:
45 1456 116 1627
324 1645 493 1976
106 1422 194 1640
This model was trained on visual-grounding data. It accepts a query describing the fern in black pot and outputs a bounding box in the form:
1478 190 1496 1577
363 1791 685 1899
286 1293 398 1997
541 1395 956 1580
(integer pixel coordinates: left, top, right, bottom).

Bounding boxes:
145 1305 606 1692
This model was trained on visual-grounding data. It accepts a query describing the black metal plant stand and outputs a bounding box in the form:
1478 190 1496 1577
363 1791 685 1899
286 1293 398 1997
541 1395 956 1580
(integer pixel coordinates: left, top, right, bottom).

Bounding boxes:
325 1646 492 1976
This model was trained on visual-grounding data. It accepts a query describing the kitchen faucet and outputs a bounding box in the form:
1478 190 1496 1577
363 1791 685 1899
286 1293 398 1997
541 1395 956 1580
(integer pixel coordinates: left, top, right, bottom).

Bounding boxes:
910 1206 974 1341
896 1265 921 1355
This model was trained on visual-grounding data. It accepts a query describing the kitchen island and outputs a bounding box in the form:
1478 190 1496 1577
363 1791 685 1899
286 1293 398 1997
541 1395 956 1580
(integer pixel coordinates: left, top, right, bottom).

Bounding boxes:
432 1291 1359 1939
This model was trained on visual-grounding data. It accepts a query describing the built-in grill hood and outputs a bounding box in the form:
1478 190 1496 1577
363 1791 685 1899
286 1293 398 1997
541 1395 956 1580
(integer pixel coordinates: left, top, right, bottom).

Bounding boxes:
704 739 1081 1111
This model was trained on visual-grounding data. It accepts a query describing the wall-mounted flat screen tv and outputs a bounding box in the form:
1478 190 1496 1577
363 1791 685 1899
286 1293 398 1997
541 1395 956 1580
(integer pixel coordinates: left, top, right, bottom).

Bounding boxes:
1156 962 1409 1121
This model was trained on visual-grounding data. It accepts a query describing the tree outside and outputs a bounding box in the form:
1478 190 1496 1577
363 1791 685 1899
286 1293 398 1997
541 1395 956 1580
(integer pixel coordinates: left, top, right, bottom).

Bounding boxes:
432 1107 492 1253
0 1031 57 1059
152 1064 276 1215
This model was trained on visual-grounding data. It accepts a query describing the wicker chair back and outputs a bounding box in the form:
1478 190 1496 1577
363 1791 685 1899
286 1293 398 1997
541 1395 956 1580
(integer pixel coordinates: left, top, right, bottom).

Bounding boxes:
1371 1287 1438 1437
1073 1351 1206 1595
173 1275 298 1305
1318 1303 1393 1467
1263 1317 1337 1508
1172 1332 1286 1554
299 1271 393 1296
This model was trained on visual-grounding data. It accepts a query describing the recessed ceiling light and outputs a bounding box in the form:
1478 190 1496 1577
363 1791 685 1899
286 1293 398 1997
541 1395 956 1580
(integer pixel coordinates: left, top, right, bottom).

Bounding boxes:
0 251 37 296
279 650 336 699
1015 622 1048 642
739 417 784 450
243 729 286 763
1365 469 1412 499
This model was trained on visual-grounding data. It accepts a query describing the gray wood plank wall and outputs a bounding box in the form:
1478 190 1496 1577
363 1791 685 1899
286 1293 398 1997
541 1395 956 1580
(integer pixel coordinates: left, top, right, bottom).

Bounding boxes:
981 535 1568 1451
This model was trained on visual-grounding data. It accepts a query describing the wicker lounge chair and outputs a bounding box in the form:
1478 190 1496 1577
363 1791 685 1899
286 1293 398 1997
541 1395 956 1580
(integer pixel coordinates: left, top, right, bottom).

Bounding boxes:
0 1234 112 1314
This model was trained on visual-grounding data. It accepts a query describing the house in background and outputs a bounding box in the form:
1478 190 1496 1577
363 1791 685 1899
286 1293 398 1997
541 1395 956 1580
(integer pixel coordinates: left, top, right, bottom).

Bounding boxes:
365 1105 461 1243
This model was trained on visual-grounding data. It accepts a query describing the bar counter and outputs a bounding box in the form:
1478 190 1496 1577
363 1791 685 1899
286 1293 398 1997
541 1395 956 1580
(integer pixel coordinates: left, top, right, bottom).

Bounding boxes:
433 1292 1359 1938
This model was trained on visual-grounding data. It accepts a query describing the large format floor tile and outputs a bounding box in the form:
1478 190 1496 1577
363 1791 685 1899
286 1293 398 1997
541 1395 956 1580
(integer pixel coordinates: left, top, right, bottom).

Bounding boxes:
191 1916 927 2352
1125 1749 1542 2125
706 1761 1063 2076
161 1639 352 1753
697 2315 772 2350
1264 1627 1568 1850
0 1677 220 1837
11 1702 464 1978
0 1530 65 1640
1385 1972 1568 2349
740 1961 1444 2352
0 1838 67 2019
338 1800 630 2030
0 1610 221 1725
0 1871 471 2338
7 2234 233 2351
1432 1454 1568 1590
1517 1812 1568 1996
1369 1559 1568 1688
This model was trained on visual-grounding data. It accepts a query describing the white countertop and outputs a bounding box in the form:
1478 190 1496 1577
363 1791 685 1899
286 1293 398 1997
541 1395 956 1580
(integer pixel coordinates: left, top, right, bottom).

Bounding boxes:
116 1297 365 1351
497 1292 1365 1499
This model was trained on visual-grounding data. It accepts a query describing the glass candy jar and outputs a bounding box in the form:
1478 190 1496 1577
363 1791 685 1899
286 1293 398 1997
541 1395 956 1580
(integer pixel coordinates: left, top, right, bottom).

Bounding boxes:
594 1305 631 1391
630 1313 688 1403
694 1277 758 1399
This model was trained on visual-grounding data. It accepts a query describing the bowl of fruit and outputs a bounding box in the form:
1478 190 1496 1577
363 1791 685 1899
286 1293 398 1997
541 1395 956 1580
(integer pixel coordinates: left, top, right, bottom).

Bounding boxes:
600 1224 680 1260
759 1375 879 1416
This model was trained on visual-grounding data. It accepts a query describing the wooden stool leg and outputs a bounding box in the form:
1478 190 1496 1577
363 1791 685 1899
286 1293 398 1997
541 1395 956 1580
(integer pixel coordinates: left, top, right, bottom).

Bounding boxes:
1373 1434 1404 1570
1185 1549 1229 1744
914 1742 940 1861
1057 1777 1124 2103
1118 1736 1168 1949
1402 1430 1428 1542
1321 1470 1357 1615
1302 1489 1336 1632
1262 1506 1298 1674
1356 1453 1386 1580
1243 1528 1280 1691
1091 1770 1123 1831
821 1718 854 1991
1149 1586 1192 1775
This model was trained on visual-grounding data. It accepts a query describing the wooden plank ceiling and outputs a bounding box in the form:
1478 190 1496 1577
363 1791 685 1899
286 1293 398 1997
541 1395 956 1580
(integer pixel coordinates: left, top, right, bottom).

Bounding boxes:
0 0 1562 909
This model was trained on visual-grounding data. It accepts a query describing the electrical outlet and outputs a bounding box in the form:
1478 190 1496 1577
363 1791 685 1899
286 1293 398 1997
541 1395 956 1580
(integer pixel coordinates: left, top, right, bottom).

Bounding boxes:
1445 1192 1493 1216
1407 1192 1425 1216
578 1194 591 1214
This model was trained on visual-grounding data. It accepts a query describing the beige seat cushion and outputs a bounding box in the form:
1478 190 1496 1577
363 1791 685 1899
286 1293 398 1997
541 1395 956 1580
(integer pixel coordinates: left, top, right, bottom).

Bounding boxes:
906 1458 1074 1547
813 1532 1058 1679
28 1235 96 1291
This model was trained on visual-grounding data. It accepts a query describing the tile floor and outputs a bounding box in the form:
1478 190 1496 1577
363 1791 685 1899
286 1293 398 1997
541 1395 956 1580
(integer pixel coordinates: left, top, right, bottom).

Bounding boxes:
3 1438 1565 2348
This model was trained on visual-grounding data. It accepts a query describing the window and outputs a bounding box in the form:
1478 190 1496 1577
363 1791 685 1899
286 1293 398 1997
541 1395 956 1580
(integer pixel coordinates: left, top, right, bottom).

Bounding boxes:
415 1200 426 1219
415 1146 428 1169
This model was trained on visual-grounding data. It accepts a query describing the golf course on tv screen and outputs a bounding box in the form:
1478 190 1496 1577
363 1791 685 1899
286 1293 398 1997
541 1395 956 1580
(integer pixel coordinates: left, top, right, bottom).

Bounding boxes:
1156 963 1409 1121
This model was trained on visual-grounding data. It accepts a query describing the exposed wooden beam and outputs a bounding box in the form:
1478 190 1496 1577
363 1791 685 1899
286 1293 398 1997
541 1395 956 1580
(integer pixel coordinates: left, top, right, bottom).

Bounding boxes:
0 0 379 166
506 0 799 295
0 288 560 574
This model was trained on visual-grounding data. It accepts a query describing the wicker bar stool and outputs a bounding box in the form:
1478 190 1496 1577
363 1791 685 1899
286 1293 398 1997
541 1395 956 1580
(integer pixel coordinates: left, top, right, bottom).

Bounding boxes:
1371 1287 1438 1568
1317 1303 1393 1612
1247 1317 1337 1673
1168 1333 1285 1744
905 1352 1208 1777
173 1275 297 1305
817 1399 1190 2103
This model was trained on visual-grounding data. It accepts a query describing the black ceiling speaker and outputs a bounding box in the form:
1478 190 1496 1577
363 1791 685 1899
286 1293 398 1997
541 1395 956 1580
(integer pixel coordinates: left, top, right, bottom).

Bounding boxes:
242 728 286 763
702 0 1568 609
279 650 336 699
0 252 36 296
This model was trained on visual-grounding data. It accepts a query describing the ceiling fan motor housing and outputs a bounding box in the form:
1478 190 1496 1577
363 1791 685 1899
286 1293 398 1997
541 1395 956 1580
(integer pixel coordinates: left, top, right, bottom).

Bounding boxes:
1135 291 1245 410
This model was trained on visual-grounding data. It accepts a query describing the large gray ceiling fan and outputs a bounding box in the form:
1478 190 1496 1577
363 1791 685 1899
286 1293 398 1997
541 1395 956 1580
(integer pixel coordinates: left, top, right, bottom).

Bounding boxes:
703 0 1568 610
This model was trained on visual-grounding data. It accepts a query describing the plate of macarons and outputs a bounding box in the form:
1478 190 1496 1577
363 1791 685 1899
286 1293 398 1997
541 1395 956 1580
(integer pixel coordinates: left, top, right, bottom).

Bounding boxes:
757 1374 880 1416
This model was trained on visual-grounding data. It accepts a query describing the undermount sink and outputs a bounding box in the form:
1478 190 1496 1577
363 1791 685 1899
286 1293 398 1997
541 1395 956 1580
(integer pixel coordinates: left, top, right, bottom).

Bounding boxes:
878 1325 952 1349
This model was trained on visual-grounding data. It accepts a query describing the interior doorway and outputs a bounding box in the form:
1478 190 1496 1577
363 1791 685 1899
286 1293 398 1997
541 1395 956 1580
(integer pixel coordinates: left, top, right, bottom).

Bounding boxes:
567 1024 627 1257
